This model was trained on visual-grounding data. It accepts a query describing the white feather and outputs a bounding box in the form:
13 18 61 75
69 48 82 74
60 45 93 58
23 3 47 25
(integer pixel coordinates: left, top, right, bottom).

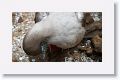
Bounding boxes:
24 12 85 49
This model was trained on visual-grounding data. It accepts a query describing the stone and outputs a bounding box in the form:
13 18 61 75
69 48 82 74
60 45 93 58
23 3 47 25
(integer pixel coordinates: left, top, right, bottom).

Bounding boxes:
92 35 102 53
18 17 23 23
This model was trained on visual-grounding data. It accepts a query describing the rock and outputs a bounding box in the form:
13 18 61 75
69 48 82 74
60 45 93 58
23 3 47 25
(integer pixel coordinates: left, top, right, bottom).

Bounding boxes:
65 57 73 62
73 50 81 61
64 50 81 62
92 35 102 53
85 30 102 39
80 52 94 62
29 55 41 62
82 13 94 27
85 21 102 34
86 47 93 55
18 16 23 23
77 39 93 55
91 12 102 21
77 45 86 51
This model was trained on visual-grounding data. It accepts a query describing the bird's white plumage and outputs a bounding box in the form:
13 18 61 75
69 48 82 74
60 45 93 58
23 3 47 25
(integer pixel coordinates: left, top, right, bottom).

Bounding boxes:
24 12 85 50
47 12 85 48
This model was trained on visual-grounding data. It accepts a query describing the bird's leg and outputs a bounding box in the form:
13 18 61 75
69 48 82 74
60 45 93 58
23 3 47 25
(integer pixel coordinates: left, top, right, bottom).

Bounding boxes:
39 41 48 62
61 49 64 53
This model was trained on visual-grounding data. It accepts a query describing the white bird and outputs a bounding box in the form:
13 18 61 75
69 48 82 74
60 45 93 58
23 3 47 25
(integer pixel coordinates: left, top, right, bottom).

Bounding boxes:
23 12 85 56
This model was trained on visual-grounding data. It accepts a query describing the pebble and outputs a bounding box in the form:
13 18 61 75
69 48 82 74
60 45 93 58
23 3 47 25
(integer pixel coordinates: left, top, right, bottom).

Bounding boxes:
19 57 23 61
92 35 102 52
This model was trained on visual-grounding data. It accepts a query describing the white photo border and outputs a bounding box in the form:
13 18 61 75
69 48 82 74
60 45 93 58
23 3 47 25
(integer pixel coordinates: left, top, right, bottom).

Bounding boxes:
0 0 114 74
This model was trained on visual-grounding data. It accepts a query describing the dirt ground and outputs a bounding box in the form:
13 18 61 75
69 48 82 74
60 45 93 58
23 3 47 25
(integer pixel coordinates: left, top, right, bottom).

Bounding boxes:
12 12 102 62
